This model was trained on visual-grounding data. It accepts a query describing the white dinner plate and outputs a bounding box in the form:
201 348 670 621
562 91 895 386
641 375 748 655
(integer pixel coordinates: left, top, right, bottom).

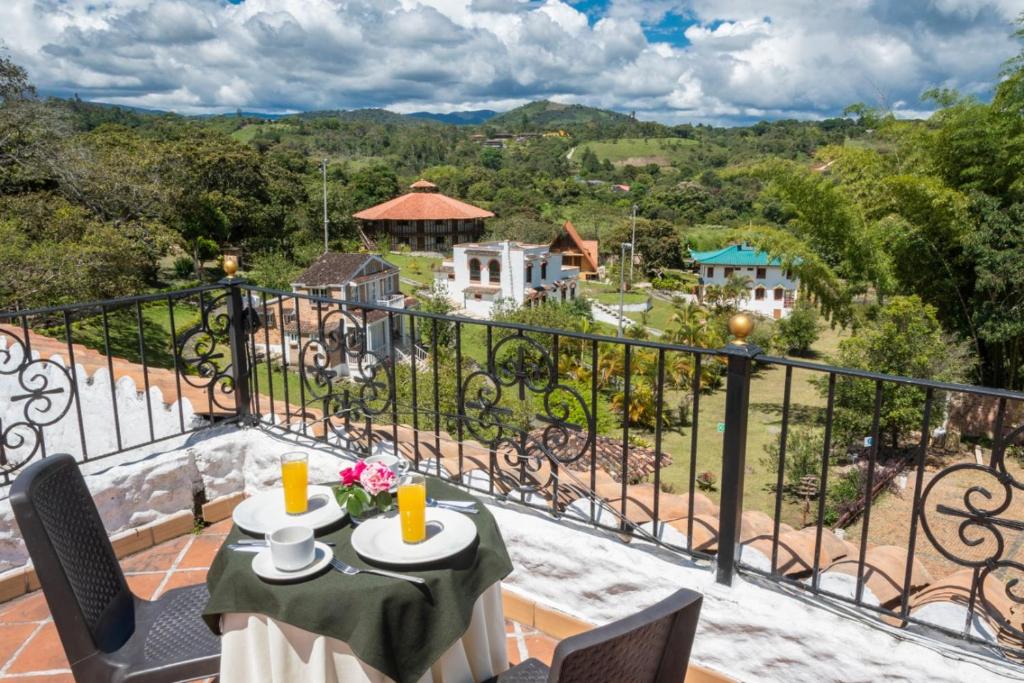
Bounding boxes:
350 508 478 567
232 486 346 535
252 542 333 582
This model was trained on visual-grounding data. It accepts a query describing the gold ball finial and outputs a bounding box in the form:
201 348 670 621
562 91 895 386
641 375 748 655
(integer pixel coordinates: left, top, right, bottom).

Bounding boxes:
728 312 754 345
223 254 239 278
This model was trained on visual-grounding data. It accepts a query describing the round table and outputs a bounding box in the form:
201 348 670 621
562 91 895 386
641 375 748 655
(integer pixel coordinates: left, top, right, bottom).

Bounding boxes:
203 479 514 683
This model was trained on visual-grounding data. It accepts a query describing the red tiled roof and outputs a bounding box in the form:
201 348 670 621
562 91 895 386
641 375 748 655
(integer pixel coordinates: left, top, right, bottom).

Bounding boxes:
551 221 599 274
353 191 494 221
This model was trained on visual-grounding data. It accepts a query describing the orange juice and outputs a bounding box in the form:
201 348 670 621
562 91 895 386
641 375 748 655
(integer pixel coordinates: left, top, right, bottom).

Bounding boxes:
281 455 308 515
397 478 426 544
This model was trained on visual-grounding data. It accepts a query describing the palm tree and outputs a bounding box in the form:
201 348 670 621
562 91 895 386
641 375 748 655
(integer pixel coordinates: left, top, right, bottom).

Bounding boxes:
611 377 657 428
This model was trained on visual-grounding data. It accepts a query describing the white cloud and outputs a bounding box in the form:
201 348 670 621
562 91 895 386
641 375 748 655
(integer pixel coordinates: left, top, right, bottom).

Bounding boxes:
0 0 1018 124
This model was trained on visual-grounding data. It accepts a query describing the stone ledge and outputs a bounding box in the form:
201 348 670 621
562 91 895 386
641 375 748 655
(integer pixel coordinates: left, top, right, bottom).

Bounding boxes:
201 492 246 524
0 509 201 605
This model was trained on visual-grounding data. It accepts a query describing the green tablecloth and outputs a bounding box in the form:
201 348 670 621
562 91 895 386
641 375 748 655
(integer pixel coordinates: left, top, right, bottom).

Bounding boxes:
203 478 513 683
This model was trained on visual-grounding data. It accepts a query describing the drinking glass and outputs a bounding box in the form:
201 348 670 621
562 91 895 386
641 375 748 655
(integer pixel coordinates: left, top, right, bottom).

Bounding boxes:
397 472 426 544
281 452 309 515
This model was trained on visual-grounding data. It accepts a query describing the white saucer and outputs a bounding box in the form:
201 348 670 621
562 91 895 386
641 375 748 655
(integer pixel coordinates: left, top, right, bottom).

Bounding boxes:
252 542 333 582
350 508 477 567
233 486 347 535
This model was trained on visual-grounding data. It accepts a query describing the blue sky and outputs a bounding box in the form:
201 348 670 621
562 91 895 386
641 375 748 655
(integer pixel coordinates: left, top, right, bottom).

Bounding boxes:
2 1 1020 125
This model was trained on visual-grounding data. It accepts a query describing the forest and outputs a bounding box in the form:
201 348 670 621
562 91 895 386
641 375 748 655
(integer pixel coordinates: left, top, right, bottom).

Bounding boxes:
1 14 1023 393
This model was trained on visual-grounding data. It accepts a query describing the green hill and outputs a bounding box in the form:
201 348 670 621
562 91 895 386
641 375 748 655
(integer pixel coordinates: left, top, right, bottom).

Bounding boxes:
488 100 636 129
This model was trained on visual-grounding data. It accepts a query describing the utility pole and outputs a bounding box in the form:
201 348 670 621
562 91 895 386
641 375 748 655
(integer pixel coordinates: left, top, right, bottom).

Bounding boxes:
629 204 638 283
321 158 329 253
617 242 633 338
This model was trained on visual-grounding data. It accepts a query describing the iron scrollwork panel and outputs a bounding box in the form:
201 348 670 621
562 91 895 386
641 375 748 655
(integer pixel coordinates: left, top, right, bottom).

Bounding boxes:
298 307 395 447
0 327 76 479
461 332 594 497
175 293 239 413
919 422 1024 641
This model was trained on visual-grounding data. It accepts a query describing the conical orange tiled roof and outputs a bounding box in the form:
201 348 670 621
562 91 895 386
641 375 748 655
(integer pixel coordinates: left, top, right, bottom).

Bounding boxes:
353 183 493 221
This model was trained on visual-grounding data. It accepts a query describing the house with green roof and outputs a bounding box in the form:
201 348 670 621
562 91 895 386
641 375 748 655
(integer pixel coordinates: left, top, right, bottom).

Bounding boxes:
689 243 799 318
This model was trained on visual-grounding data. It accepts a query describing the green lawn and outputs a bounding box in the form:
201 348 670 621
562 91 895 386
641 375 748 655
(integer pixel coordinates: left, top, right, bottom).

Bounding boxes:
579 137 698 167
382 252 441 295
40 300 202 370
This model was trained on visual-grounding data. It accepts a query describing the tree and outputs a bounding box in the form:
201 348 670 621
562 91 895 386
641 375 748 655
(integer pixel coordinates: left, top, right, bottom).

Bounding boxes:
480 147 502 171
825 296 974 449
774 301 821 355
0 54 35 102
418 283 455 349
248 251 300 290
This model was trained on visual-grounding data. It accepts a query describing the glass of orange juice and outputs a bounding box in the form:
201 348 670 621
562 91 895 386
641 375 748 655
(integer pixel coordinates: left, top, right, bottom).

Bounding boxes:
397 472 426 544
281 452 309 515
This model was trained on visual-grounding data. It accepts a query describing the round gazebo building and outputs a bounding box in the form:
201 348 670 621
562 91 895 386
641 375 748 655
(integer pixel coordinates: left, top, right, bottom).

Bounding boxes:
353 179 494 252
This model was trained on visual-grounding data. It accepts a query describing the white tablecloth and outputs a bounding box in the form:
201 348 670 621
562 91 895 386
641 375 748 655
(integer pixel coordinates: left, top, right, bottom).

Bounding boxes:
218 582 508 683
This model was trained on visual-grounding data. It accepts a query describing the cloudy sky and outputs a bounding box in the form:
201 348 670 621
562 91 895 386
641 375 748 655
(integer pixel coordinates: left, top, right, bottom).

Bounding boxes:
1 0 1021 125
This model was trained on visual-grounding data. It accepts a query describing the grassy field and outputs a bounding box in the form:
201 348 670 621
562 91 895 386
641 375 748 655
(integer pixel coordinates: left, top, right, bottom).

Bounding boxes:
579 137 699 167
382 252 441 295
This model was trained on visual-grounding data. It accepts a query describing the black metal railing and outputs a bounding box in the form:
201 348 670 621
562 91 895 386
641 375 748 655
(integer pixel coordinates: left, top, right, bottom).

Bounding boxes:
3 277 1024 659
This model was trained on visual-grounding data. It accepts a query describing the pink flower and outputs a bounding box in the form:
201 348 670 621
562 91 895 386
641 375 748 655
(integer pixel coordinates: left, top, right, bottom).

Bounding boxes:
340 460 367 487
359 462 395 496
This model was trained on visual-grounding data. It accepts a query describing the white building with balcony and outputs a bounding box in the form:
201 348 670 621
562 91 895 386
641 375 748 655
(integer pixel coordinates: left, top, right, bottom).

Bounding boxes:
434 241 579 317
690 244 800 319
260 252 415 372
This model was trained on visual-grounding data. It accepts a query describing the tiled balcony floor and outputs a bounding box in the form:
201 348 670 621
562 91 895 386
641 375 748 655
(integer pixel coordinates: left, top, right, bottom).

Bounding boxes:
0 520 557 682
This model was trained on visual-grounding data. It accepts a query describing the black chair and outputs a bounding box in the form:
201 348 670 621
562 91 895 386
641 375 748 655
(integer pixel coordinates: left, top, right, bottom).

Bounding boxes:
491 589 703 683
11 454 220 682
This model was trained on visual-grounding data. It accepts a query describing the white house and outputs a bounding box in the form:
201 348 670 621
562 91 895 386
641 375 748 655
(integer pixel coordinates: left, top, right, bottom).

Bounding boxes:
690 244 799 319
434 241 579 317
260 253 416 373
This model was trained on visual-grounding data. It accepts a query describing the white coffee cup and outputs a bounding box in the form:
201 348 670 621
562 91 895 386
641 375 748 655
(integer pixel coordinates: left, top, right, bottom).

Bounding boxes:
267 526 315 572
365 453 408 476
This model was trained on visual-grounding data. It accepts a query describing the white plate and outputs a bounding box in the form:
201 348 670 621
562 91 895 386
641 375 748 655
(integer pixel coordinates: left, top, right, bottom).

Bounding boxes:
350 508 478 567
232 486 346 535
252 542 333 582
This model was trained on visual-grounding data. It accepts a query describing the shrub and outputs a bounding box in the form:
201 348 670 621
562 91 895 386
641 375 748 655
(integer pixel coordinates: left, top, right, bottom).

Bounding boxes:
774 301 821 355
825 467 865 526
696 471 717 492
761 427 824 492
172 256 194 278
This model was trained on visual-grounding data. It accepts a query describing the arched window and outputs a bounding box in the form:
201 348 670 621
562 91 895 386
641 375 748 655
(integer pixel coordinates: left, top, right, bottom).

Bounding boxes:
469 258 481 282
540 261 548 280
526 264 533 283
488 259 500 284
754 286 766 301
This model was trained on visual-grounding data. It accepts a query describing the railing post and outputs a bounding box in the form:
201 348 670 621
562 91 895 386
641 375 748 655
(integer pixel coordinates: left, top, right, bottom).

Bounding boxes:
716 313 761 586
222 256 252 424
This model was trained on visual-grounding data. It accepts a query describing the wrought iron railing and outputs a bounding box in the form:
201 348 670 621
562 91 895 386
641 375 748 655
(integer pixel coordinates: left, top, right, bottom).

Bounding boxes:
2 276 1024 659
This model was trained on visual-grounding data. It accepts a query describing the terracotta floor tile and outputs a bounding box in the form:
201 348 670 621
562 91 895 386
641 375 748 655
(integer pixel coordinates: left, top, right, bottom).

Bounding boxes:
155 569 207 599
6 622 70 674
523 635 557 665
177 534 225 570
204 518 233 535
127 573 166 601
506 636 522 666
0 622 41 670
120 535 190 574
0 592 50 624
1 674 74 683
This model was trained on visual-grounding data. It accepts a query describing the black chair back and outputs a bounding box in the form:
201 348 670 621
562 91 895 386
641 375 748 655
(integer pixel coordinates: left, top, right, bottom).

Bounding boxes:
549 589 703 683
10 454 135 664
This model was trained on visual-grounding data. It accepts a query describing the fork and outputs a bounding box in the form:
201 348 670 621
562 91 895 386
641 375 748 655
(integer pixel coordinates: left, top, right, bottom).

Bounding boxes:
329 557 426 585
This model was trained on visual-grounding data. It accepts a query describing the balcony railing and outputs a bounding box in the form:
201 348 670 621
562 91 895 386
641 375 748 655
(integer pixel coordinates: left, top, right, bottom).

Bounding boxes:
2 277 1024 661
